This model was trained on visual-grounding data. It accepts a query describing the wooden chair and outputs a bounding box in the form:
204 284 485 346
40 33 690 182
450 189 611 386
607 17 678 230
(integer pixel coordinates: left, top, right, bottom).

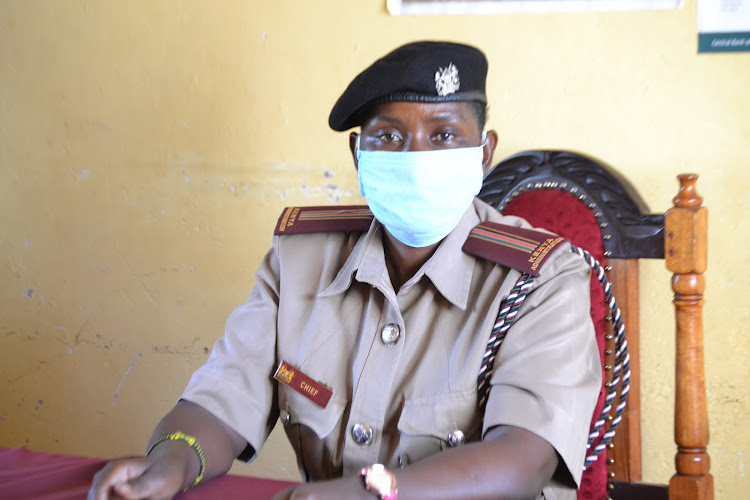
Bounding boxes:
477 151 712 500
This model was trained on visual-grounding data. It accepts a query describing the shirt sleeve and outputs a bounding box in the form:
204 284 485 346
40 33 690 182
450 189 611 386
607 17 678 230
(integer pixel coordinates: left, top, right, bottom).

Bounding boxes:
482 244 602 486
179 238 282 461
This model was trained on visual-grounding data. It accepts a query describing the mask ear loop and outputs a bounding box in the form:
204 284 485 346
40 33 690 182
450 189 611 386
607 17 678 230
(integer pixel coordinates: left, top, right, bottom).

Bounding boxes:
354 134 366 196
480 131 495 179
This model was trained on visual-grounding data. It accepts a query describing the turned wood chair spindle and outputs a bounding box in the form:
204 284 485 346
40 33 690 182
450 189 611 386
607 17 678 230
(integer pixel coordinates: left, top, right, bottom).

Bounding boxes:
665 174 713 500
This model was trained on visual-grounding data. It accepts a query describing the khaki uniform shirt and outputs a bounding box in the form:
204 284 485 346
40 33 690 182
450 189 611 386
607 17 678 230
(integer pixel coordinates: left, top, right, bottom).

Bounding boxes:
182 198 601 499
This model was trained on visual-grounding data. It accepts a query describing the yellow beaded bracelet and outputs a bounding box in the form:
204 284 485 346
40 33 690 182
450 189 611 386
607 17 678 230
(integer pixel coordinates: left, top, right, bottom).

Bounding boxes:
145 431 206 491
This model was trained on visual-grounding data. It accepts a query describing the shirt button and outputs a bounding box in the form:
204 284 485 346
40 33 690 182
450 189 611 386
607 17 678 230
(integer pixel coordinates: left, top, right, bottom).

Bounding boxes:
351 423 373 446
447 429 465 447
381 323 401 345
280 410 291 425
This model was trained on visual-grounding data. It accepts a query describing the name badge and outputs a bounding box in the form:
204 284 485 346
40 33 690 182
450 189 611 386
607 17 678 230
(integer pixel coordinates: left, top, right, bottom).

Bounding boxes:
273 360 332 408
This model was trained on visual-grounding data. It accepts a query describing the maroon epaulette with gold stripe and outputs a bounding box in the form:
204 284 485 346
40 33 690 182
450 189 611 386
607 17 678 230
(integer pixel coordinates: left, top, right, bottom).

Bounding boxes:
274 205 374 235
462 221 568 277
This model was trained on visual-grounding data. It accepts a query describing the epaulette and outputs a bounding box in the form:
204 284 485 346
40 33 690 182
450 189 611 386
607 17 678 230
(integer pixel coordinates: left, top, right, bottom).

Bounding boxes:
274 205 374 235
462 221 568 277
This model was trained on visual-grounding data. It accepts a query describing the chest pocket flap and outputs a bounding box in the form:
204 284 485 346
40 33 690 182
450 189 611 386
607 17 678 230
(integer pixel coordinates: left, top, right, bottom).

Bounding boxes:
397 389 480 443
280 384 347 438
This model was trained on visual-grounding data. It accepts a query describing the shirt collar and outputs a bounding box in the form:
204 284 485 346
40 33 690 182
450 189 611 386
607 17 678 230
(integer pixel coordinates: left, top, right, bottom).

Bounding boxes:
421 203 481 310
318 201 481 310
317 218 388 298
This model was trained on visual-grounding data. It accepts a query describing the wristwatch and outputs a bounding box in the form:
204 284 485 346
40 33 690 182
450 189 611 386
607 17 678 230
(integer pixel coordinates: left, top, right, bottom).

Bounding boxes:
359 463 398 500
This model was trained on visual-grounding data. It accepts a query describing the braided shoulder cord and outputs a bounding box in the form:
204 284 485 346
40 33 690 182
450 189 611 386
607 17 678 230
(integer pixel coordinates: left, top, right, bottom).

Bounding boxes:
477 272 535 414
476 246 629 471
573 246 630 471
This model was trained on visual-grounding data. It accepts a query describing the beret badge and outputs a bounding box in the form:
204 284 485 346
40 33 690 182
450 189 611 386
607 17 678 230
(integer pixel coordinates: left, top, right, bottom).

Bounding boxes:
434 62 460 96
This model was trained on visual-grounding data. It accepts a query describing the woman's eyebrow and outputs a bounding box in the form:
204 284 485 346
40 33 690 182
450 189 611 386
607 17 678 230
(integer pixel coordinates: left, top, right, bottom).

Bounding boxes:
366 114 403 125
430 112 462 123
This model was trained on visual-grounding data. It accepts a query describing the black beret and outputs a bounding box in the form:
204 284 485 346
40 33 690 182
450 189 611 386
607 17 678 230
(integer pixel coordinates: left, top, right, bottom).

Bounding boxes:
329 41 488 131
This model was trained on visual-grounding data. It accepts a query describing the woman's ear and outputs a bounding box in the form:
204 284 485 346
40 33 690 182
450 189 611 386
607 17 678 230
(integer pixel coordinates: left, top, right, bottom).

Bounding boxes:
481 130 499 176
349 132 359 170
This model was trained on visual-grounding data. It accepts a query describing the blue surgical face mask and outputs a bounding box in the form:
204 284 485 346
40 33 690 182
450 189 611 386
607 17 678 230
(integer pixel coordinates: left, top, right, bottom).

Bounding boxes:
356 135 486 248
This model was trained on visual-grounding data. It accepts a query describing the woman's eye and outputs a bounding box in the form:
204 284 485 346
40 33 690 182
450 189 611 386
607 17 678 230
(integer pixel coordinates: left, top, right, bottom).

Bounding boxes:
435 132 455 142
378 133 401 143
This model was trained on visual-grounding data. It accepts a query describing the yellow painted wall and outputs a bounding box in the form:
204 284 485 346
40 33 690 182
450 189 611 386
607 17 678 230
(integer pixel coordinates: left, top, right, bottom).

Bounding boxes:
1 0 748 497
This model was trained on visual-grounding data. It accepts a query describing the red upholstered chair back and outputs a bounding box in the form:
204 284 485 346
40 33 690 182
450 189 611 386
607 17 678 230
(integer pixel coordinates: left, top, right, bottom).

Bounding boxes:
478 151 665 500
507 189 609 500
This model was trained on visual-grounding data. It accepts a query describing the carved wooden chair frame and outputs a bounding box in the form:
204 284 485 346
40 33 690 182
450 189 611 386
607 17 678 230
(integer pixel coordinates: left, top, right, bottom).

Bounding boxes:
478 151 712 500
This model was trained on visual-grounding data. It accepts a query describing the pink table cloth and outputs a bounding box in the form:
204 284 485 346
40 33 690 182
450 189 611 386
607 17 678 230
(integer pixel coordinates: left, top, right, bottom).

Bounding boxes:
0 447 299 499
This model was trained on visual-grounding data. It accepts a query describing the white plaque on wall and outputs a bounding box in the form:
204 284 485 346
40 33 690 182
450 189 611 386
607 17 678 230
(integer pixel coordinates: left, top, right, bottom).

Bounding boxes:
698 0 750 52
387 0 682 15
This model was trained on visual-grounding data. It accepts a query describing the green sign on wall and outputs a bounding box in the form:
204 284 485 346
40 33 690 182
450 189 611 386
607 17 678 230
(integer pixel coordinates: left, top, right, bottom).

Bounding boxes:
699 31 750 53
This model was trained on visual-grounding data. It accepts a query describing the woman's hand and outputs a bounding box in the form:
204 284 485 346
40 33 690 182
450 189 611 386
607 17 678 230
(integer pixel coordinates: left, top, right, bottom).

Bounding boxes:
88 400 247 500
87 440 194 500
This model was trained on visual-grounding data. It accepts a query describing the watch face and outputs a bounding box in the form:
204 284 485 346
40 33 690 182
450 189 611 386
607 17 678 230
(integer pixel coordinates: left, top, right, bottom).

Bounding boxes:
365 464 396 497
370 470 393 492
